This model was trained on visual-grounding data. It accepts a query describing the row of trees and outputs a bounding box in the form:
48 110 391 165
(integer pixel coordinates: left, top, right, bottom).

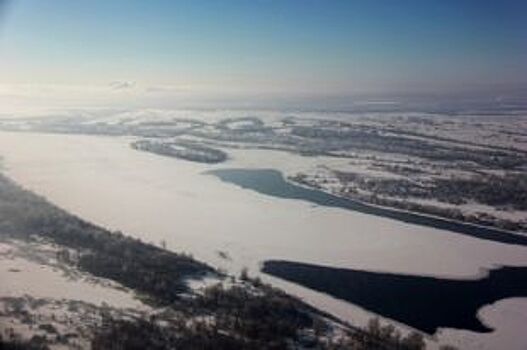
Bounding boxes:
0 174 214 303
132 140 228 163
90 279 450 350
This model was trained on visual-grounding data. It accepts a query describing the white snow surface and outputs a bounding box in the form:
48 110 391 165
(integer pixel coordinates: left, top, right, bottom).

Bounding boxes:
0 131 526 349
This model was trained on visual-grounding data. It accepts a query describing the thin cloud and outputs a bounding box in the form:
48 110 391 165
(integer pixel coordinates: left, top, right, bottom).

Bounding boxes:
109 81 136 90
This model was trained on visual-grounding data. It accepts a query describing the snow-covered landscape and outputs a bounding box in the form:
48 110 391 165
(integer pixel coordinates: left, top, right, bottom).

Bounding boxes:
2 2 526 348
0 109 526 349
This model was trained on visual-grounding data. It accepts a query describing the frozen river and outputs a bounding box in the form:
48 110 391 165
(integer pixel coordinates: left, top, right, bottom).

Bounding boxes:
1 131 526 349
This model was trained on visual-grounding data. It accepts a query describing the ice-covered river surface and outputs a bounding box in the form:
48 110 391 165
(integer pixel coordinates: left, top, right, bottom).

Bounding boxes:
1 131 526 349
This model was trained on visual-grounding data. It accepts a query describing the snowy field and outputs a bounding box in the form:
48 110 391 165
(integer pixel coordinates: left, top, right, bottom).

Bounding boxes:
0 237 151 349
0 129 526 349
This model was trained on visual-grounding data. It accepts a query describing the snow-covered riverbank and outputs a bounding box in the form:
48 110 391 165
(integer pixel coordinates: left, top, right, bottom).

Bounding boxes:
0 131 526 349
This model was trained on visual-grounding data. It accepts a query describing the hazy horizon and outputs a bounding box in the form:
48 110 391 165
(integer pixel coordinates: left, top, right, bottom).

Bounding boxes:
0 0 526 112
1 3 527 348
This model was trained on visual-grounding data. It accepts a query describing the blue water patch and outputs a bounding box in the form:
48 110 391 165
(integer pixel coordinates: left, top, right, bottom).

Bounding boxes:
207 168 527 246
262 260 527 334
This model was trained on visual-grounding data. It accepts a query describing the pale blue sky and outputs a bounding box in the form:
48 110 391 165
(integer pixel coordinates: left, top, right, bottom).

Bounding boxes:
0 0 526 109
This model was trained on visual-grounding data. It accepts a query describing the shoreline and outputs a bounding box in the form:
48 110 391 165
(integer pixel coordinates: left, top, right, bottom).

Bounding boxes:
286 175 527 238
208 168 527 247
